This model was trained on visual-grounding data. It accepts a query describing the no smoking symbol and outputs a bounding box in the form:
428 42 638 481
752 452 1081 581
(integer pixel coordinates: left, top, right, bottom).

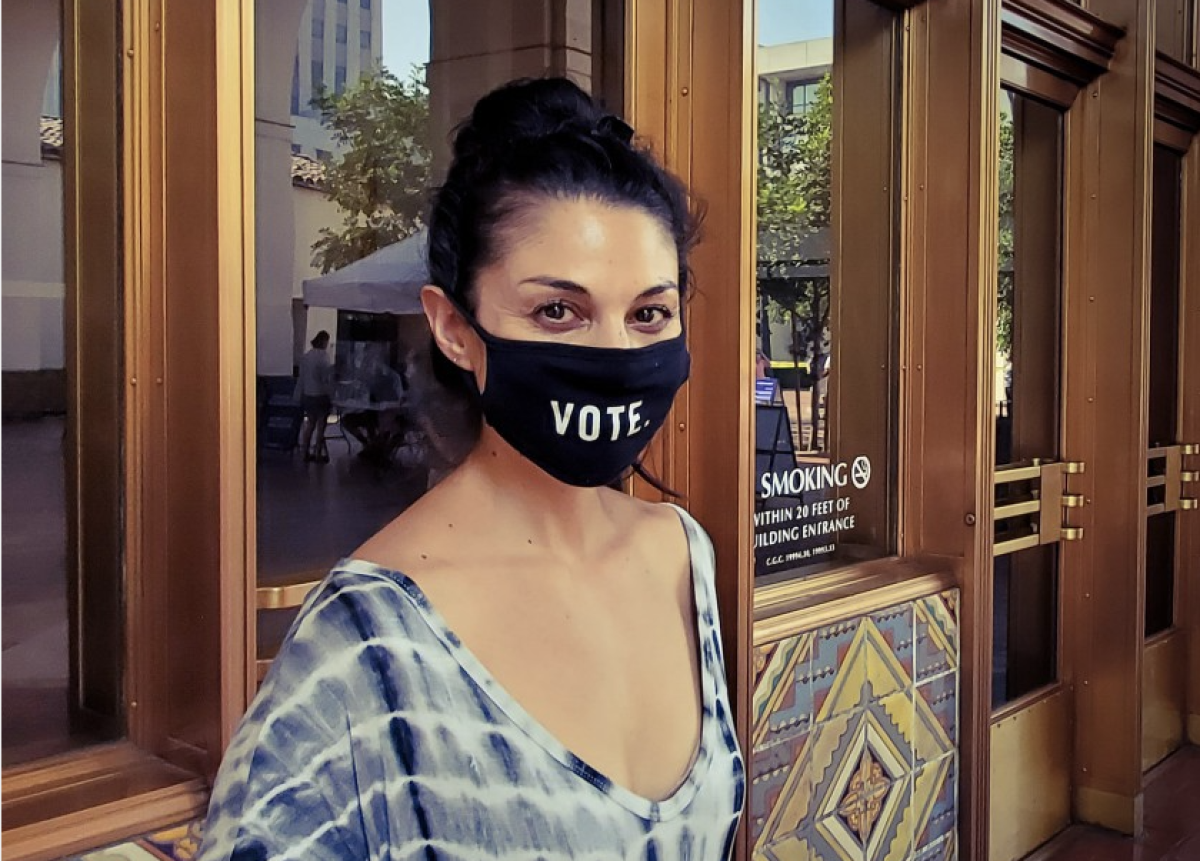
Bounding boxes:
851 456 871 489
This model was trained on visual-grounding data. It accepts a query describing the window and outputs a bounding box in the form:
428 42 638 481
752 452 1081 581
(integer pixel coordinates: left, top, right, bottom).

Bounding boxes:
1145 144 1183 637
291 56 300 115
3 0 124 767
787 79 822 116
312 16 324 39
991 88 1065 706
361 0 370 8
251 0 624 679
753 0 900 585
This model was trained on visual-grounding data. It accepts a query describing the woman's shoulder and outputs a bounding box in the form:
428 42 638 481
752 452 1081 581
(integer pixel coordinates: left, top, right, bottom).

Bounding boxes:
611 493 713 562
256 562 444 695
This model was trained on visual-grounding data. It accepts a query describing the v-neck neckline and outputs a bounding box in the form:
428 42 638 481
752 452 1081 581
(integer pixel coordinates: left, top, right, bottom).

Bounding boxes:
334 504 716 821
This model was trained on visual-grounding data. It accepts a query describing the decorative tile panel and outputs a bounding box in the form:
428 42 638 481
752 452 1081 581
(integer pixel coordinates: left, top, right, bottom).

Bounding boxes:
752 589 960 861
754 631 815 750
915 673 957 766
914 592 958 683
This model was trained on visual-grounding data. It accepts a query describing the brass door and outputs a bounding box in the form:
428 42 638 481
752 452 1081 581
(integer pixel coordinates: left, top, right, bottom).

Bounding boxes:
1141 140 1195 772
987 87 1079 861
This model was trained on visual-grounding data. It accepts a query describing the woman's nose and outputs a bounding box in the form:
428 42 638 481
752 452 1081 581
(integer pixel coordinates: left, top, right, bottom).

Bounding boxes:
592 317 634 349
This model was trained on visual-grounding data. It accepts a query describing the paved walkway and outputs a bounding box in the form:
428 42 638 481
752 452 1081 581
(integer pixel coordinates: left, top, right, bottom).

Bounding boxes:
1035 746 1200 861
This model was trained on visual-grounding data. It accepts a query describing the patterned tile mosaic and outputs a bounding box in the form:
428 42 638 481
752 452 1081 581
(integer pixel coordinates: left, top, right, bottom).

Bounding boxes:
65 821 201 861
914 592 959 684
752 588 960 861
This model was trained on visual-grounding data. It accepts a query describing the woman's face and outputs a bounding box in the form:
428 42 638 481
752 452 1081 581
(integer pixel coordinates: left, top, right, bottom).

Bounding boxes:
471 196 682 349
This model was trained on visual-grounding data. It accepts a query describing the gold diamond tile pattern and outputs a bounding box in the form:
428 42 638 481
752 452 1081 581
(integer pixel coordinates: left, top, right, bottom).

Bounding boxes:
751 590 960 861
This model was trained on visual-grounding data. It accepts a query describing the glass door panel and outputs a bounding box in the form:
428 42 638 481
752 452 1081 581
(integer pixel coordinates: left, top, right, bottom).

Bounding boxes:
989 82 1076 861
1145 144 1181 639
2 0 125 765
752 0 900 586
251 0 626 677
992 89 1065 708
1141 142 1188 772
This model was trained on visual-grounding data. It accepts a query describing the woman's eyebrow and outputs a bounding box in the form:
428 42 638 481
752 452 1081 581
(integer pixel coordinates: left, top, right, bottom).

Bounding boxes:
636 282 680 299
518 276 591 295
518 276 679 298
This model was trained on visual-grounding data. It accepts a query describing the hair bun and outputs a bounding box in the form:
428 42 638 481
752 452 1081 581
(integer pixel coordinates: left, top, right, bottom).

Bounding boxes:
451 78 620 165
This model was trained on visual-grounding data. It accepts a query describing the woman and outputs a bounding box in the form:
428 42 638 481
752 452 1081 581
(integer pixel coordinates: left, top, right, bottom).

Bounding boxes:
297 330 333 463
199 77 744 860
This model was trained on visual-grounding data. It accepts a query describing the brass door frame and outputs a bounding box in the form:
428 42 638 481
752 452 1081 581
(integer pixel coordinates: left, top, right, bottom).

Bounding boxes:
1 0 251 856
905 1 1137 857
902 6 1001 854
1183 127 1200 748
986 58 1080 860
1067 0 1156 835
1150 51 1200 752
64 0 125 741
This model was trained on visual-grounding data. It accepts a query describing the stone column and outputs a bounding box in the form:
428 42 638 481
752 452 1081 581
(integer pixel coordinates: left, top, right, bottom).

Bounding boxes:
426 0 593 178
2 0 64 408
255 0 308 376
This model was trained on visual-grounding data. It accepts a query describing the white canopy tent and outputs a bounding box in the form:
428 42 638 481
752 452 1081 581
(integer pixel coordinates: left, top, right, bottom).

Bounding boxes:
302 227 428 315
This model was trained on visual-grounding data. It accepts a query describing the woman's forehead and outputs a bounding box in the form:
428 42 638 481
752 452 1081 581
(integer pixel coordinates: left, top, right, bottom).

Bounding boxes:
484 198 678 290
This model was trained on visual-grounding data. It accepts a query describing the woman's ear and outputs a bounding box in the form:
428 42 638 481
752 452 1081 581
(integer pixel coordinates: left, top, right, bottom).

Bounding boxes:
420 285 481 374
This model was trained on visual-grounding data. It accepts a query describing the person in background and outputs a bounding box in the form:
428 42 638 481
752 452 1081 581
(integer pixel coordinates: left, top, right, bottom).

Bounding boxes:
198 77 744 860
756 347 771 379
297 330 333 463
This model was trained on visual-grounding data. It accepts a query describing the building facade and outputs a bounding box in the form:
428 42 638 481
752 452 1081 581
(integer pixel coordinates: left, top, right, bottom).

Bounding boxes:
2 1 1199 860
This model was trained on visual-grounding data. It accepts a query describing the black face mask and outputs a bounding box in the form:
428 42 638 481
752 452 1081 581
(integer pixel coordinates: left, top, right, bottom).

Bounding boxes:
450 303 690 487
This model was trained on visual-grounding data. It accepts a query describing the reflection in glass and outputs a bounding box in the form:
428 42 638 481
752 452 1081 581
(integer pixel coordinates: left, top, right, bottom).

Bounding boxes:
991 88 1064 708
2 2 123 764
254 1 621 654
995 90 1062 467
753 0 897 583
992 546 1058 708
1145 144 1183 637
256 1 447 599
1145 513 1176 637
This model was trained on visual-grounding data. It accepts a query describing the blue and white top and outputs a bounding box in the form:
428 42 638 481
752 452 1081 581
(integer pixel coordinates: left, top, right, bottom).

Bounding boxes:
198 506 745 860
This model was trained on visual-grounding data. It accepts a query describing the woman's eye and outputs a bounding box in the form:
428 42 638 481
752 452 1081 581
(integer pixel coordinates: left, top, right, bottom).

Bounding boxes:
632 305 674 326
536 301 576 323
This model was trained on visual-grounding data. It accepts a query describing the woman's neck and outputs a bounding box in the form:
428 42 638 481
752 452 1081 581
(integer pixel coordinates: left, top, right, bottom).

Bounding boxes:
450 426 620 553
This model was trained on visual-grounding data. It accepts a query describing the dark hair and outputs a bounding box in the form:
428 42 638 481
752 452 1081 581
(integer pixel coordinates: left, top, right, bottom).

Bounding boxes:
427 76 700 312
311 330 330 348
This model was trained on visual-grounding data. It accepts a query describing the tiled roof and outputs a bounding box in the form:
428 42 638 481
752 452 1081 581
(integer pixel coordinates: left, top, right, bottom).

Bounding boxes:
38 115 328 189
290 152 327 189
40 116 63 157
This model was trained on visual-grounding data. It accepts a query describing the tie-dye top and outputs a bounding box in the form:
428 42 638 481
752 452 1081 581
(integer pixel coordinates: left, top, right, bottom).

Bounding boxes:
198 505 745 861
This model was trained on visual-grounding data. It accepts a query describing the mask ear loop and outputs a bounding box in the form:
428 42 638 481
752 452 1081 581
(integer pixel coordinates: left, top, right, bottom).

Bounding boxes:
629 461 684 499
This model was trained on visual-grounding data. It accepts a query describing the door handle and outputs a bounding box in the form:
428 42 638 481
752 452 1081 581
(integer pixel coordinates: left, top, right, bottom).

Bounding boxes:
1146 444 1198 514
992 459 1086 555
